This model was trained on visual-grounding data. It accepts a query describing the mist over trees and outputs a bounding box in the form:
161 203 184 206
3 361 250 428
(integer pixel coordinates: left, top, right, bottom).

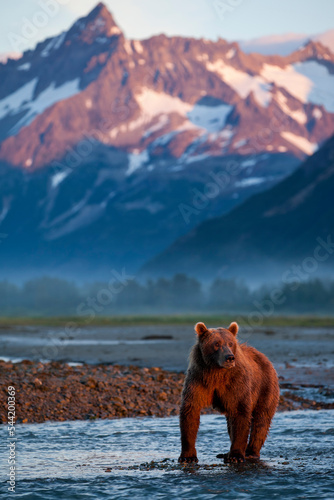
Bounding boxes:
0 275 333 316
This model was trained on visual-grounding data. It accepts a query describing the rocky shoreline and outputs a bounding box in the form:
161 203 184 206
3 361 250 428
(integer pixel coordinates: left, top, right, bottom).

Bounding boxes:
1 360 333 424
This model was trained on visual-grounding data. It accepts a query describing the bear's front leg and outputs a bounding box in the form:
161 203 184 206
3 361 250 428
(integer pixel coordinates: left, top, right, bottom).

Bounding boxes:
178 401 201 463
224 413 251 463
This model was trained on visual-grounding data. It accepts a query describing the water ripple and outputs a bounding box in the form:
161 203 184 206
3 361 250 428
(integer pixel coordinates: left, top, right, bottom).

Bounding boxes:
0 410 333 499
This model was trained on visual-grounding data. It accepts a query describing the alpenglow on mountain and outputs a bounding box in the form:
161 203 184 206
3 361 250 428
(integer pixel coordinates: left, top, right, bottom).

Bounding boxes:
0 2 334 278
1 2 334 168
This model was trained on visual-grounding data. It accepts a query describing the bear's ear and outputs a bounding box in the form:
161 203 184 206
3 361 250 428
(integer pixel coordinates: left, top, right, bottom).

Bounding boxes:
228 322 239 336
195 322 208 336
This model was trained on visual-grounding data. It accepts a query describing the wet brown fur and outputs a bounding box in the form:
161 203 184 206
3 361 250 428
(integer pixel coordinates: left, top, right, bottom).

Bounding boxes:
179 322 280 463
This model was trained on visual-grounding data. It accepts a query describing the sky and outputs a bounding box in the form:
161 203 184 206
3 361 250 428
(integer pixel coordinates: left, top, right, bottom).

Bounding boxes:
1 0 334 55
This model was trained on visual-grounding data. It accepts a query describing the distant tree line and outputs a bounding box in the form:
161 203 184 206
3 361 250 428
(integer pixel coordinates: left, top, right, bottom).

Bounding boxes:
0 275 333 316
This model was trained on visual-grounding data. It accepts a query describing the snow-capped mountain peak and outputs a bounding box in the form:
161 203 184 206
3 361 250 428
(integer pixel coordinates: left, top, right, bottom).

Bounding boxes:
0 4 333 278
0 4 333 170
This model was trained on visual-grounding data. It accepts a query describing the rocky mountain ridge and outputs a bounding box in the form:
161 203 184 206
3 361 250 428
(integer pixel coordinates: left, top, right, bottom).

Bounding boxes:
0 3 333 279
143 134 334 282
0 3 334 170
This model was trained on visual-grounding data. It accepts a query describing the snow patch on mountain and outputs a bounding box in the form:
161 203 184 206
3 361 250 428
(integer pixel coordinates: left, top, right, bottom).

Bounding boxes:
220 128 234 140
109 26 122 35
262 62 334 112
0 201 10 223
281 131 317 155
11 78 80 134
236 177 265 187
96 36 108 44
135 89 232 134
143 115 169 138
187 102 233 132
233 139 247 149
108 90 190 139
127 149 149 175
294 61 334 111
18 63 31 71
46 204 105 240
51 170 71 188
41 32 66 57
0 77 81 135
206 61 272 106
136 88 192 117
241 158 257 167
196 54 208 62
123 40 133 55
275 92 307 124
8 78 80 135
184 153 211 164
205 59 334 112
151 131 178 147
226 49 236 59
0 79 37 120
133 40 143 54
312 108 322 119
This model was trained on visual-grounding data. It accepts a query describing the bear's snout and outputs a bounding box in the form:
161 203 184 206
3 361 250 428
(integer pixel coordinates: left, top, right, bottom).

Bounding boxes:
216 349 235 368
222 352 235 368
225 354 235 362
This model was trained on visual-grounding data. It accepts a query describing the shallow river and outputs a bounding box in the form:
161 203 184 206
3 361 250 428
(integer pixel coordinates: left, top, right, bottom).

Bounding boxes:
1 410 333 499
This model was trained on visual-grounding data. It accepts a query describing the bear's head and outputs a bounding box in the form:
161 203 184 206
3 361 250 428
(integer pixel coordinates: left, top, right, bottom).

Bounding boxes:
195 321 239 369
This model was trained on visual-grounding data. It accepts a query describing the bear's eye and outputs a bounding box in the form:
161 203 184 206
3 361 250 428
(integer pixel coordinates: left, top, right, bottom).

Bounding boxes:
228 342 233 347
215 342 220 349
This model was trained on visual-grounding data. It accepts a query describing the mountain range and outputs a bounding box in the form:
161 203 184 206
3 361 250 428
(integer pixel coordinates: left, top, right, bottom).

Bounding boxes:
144 134 334 282
240 29 334 56
1 4 334 168
0 3 333 281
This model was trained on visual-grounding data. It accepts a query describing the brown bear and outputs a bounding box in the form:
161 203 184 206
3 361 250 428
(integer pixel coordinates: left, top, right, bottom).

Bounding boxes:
179 321 279 463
